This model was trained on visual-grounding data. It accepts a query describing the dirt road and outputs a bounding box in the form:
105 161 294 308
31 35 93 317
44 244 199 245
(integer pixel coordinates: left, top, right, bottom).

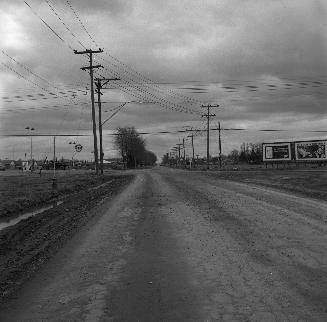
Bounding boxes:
1 168 326 321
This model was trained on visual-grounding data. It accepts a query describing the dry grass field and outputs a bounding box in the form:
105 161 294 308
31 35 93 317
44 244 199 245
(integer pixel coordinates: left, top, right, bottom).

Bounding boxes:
1 168 326 220
0 170 118 219
207 168 327 201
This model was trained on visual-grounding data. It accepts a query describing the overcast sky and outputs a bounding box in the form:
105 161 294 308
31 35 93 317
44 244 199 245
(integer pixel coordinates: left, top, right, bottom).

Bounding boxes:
0 0 326 161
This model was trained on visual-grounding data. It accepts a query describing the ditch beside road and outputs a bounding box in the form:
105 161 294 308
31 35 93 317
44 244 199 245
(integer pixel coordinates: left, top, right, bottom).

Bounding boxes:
0 167 326 321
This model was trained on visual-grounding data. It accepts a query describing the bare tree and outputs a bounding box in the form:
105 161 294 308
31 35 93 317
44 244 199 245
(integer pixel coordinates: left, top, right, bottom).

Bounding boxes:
114 127 156 168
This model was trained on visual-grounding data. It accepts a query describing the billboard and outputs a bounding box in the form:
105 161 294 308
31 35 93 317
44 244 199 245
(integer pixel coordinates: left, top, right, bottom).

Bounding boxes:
263 143 291 161
295 141 327 161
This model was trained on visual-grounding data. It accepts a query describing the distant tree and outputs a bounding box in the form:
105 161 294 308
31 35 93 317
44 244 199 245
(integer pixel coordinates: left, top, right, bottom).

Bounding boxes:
238 142 263 164
162 153 169 165
144 150 157 166
114 126 157 168
228 149 240 164
248 143 262 164
211 156 219 164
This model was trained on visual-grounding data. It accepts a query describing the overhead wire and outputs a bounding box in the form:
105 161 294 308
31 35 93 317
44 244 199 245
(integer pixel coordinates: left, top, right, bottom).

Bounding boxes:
96 66 200 115
95 61 201 115
98 54 203 106
62 0 204 114
27 2 201 123
44 0 86 50
19 0 326 149
65 0 99 48
26 0 206 118
24 1 74 51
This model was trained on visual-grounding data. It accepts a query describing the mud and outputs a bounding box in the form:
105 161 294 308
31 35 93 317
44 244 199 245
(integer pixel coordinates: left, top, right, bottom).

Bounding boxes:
0 174 133 302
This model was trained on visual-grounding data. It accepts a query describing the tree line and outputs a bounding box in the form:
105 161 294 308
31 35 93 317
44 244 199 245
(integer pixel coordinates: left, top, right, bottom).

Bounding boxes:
227 142 263 164
114 127 157 168
161 142 263 166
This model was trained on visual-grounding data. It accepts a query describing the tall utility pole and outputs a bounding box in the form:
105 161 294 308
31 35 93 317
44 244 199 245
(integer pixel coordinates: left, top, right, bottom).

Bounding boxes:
25 126 35 166
171 148 178 166
201 104 218 169
187 133 195 167
31 135 34 164
74 48 103 175
176 143 183 166
52 136 57 188
182 138 186 165
218 121 222 168
95 77 120 174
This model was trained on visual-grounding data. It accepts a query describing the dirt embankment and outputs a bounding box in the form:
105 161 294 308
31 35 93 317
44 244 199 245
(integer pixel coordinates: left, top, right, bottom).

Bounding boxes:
0 174 134 302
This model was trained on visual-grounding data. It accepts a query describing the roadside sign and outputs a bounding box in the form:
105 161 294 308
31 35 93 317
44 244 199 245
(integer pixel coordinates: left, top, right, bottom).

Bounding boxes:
295 141 327 161
75 144 83 152
262 143 291 161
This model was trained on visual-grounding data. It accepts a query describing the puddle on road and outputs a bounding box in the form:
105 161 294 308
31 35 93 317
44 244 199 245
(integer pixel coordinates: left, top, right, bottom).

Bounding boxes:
0 200 63 232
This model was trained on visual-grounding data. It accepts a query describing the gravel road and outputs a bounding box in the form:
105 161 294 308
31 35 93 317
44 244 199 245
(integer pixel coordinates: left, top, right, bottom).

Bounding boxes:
1 168 326 321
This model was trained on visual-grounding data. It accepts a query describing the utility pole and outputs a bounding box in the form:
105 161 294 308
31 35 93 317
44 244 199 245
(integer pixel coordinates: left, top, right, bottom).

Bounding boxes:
30 134 33 164
171 148 178 167
74 48 103 175
52 136 57 188
201 104 218 169
95 77 120 174
25 126 34 169
218 121 222 168
182 138 186 166
187 133 195 167
176 143 183 166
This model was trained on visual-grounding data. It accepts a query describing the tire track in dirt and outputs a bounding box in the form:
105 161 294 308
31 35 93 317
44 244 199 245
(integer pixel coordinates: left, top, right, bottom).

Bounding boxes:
105 172 204 321
160 170 327 321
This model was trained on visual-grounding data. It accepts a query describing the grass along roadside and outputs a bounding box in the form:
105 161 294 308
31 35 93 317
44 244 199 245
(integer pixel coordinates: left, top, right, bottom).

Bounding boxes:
205 169 327 201
0 170 122 220
0 174 134 301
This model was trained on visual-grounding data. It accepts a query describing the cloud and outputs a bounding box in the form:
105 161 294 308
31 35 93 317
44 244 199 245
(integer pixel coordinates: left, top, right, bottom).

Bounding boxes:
0 0 326 160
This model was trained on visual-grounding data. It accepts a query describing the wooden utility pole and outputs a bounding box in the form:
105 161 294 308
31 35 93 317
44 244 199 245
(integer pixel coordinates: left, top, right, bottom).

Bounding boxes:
74 48 103 174
182 138 186 166
201 104 218 169
218 122 222 168
187 133 195 167
176 143 183 166
52 136 57 188
95 77 120 174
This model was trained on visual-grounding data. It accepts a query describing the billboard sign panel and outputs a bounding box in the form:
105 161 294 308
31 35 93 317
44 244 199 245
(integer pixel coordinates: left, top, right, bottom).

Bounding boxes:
263 143 291 161
295 141 327 161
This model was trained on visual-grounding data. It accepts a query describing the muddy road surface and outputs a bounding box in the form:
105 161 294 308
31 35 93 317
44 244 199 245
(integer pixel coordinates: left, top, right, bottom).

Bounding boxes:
0 168 326 321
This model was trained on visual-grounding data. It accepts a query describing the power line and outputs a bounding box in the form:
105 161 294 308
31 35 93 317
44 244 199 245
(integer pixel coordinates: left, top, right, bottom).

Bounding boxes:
62 1 203 111
66 0 98 48
24 0 202 115
1 127 326 137
98 55 202 106
44 0 86 49
0 55 82 105
24 1 73 50
96 67 201 115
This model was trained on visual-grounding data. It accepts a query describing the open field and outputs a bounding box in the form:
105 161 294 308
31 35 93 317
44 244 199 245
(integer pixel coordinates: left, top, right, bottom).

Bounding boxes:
1 167 326 219
205 168 327 201
0 169 122 220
